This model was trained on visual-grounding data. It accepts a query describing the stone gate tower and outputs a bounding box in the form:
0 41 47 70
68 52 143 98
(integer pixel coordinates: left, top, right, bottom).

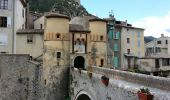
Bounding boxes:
43 13 70 100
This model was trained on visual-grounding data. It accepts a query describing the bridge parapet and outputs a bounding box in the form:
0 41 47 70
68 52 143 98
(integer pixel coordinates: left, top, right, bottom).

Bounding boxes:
91 66 170 91
71 66 170 100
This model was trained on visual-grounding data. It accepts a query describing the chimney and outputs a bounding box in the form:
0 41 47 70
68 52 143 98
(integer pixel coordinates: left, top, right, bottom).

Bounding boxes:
161 34 164 37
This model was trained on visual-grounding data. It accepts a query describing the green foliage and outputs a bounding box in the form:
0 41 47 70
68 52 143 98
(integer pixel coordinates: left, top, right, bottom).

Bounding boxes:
138 88 151 94
144 36 155 43
29 0 89 17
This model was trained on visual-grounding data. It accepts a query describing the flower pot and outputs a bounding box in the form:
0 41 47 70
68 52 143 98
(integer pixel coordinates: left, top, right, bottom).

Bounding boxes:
138 92 153 100
88 72 93 78
101 76 109 86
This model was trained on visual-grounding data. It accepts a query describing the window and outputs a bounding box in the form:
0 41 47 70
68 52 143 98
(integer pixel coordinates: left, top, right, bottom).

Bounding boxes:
162 59 170 66
27 35 33 43
127 38 130 43
44 80 46 85
166 40 168 44
157 41 161 44
56 34 60 39
22 9 24 18
56 52 61 59
0 17 7 27
127 49 130 54
114 31 120 39
40 24 43 29
113 57 118 68
0 0 8 9
114 43 118 51
100 36 103 41
100 59 104 67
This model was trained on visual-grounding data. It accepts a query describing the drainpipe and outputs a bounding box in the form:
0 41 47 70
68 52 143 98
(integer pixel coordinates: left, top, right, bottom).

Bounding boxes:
12 0 15 53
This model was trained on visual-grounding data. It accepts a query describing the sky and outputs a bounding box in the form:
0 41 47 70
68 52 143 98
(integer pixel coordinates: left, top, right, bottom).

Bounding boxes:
81 0 170 38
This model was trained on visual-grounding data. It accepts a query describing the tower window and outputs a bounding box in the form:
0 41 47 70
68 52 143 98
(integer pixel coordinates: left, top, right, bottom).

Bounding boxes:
127 38 130 43
100 59 104 67
100 36 103 41
40 24 43 29
127 49 130 54
22 9 24 18
0 17 7 27
27 35 33 43
56 34 60 39
56 52 61 59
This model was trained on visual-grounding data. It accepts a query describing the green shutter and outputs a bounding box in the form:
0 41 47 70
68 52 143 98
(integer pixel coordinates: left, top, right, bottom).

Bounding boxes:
114 43 118 51
113 57 118 68
108 30 113 39
117 32 120 39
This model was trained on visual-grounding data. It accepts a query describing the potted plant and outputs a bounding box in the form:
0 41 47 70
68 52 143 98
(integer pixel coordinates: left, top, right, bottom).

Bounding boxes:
101 75 109 86
87 66 93 78
138 88 153 100
87 71 93 78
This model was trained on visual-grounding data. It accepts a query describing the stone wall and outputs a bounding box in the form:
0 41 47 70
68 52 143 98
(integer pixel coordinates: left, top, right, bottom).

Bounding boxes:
0 54 42 100
71 67 170 100
71 68 138 100
92 66 170 91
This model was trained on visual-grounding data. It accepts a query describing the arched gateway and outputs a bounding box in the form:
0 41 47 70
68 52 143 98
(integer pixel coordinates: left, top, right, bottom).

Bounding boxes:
74 56 85 69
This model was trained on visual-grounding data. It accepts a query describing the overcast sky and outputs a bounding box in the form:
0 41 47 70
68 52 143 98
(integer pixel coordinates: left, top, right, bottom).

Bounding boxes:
81 0 170 38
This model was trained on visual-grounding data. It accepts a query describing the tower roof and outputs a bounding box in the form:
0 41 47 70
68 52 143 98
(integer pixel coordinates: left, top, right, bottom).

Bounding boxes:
69 17 91 33
45 12 70 20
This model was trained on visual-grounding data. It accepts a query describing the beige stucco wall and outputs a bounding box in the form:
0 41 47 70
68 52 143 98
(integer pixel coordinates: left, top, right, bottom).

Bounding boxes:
0 0 26 53
34 16 45 29
44 17 70 70
138 59 156 72
89 21 107 67
121 27 145 69
0 0 13 53
14 0 27 53
16 34 43 58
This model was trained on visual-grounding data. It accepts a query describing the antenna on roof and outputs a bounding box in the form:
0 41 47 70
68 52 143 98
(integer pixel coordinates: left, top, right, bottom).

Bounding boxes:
109 10 114 18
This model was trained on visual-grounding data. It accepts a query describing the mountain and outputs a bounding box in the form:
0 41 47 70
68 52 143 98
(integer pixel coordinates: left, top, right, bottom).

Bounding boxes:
144 36 155 43
29 0 89 17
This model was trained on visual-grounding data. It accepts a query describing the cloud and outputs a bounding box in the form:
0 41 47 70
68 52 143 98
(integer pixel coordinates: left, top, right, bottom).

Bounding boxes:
133 11 170 38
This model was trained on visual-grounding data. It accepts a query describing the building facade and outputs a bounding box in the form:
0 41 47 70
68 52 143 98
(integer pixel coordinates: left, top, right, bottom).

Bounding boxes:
0 0 28 53
138 34 170 77
145 34 170 56
107 17 145 70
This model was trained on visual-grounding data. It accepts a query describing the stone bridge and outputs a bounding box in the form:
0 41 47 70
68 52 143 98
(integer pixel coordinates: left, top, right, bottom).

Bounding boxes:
70 67 170 100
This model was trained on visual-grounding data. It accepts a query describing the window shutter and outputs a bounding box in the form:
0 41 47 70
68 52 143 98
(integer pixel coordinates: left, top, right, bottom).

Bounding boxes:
113 57 118 68
7 17 11 27
114 43 118 51
109 30 113 39
117 32 120 39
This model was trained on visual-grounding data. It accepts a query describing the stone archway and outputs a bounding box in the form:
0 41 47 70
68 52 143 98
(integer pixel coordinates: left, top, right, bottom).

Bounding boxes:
76 94 91 100
74 56 85 69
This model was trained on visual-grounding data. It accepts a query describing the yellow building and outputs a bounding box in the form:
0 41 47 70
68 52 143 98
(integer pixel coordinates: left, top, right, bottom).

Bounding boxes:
42 13 108 99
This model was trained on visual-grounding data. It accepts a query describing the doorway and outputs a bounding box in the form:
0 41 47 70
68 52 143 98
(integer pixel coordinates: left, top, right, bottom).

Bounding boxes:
74 56 85 69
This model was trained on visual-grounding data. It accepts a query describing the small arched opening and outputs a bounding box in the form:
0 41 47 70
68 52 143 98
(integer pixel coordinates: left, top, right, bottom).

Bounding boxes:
76 94 91 100
74 56 85 69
